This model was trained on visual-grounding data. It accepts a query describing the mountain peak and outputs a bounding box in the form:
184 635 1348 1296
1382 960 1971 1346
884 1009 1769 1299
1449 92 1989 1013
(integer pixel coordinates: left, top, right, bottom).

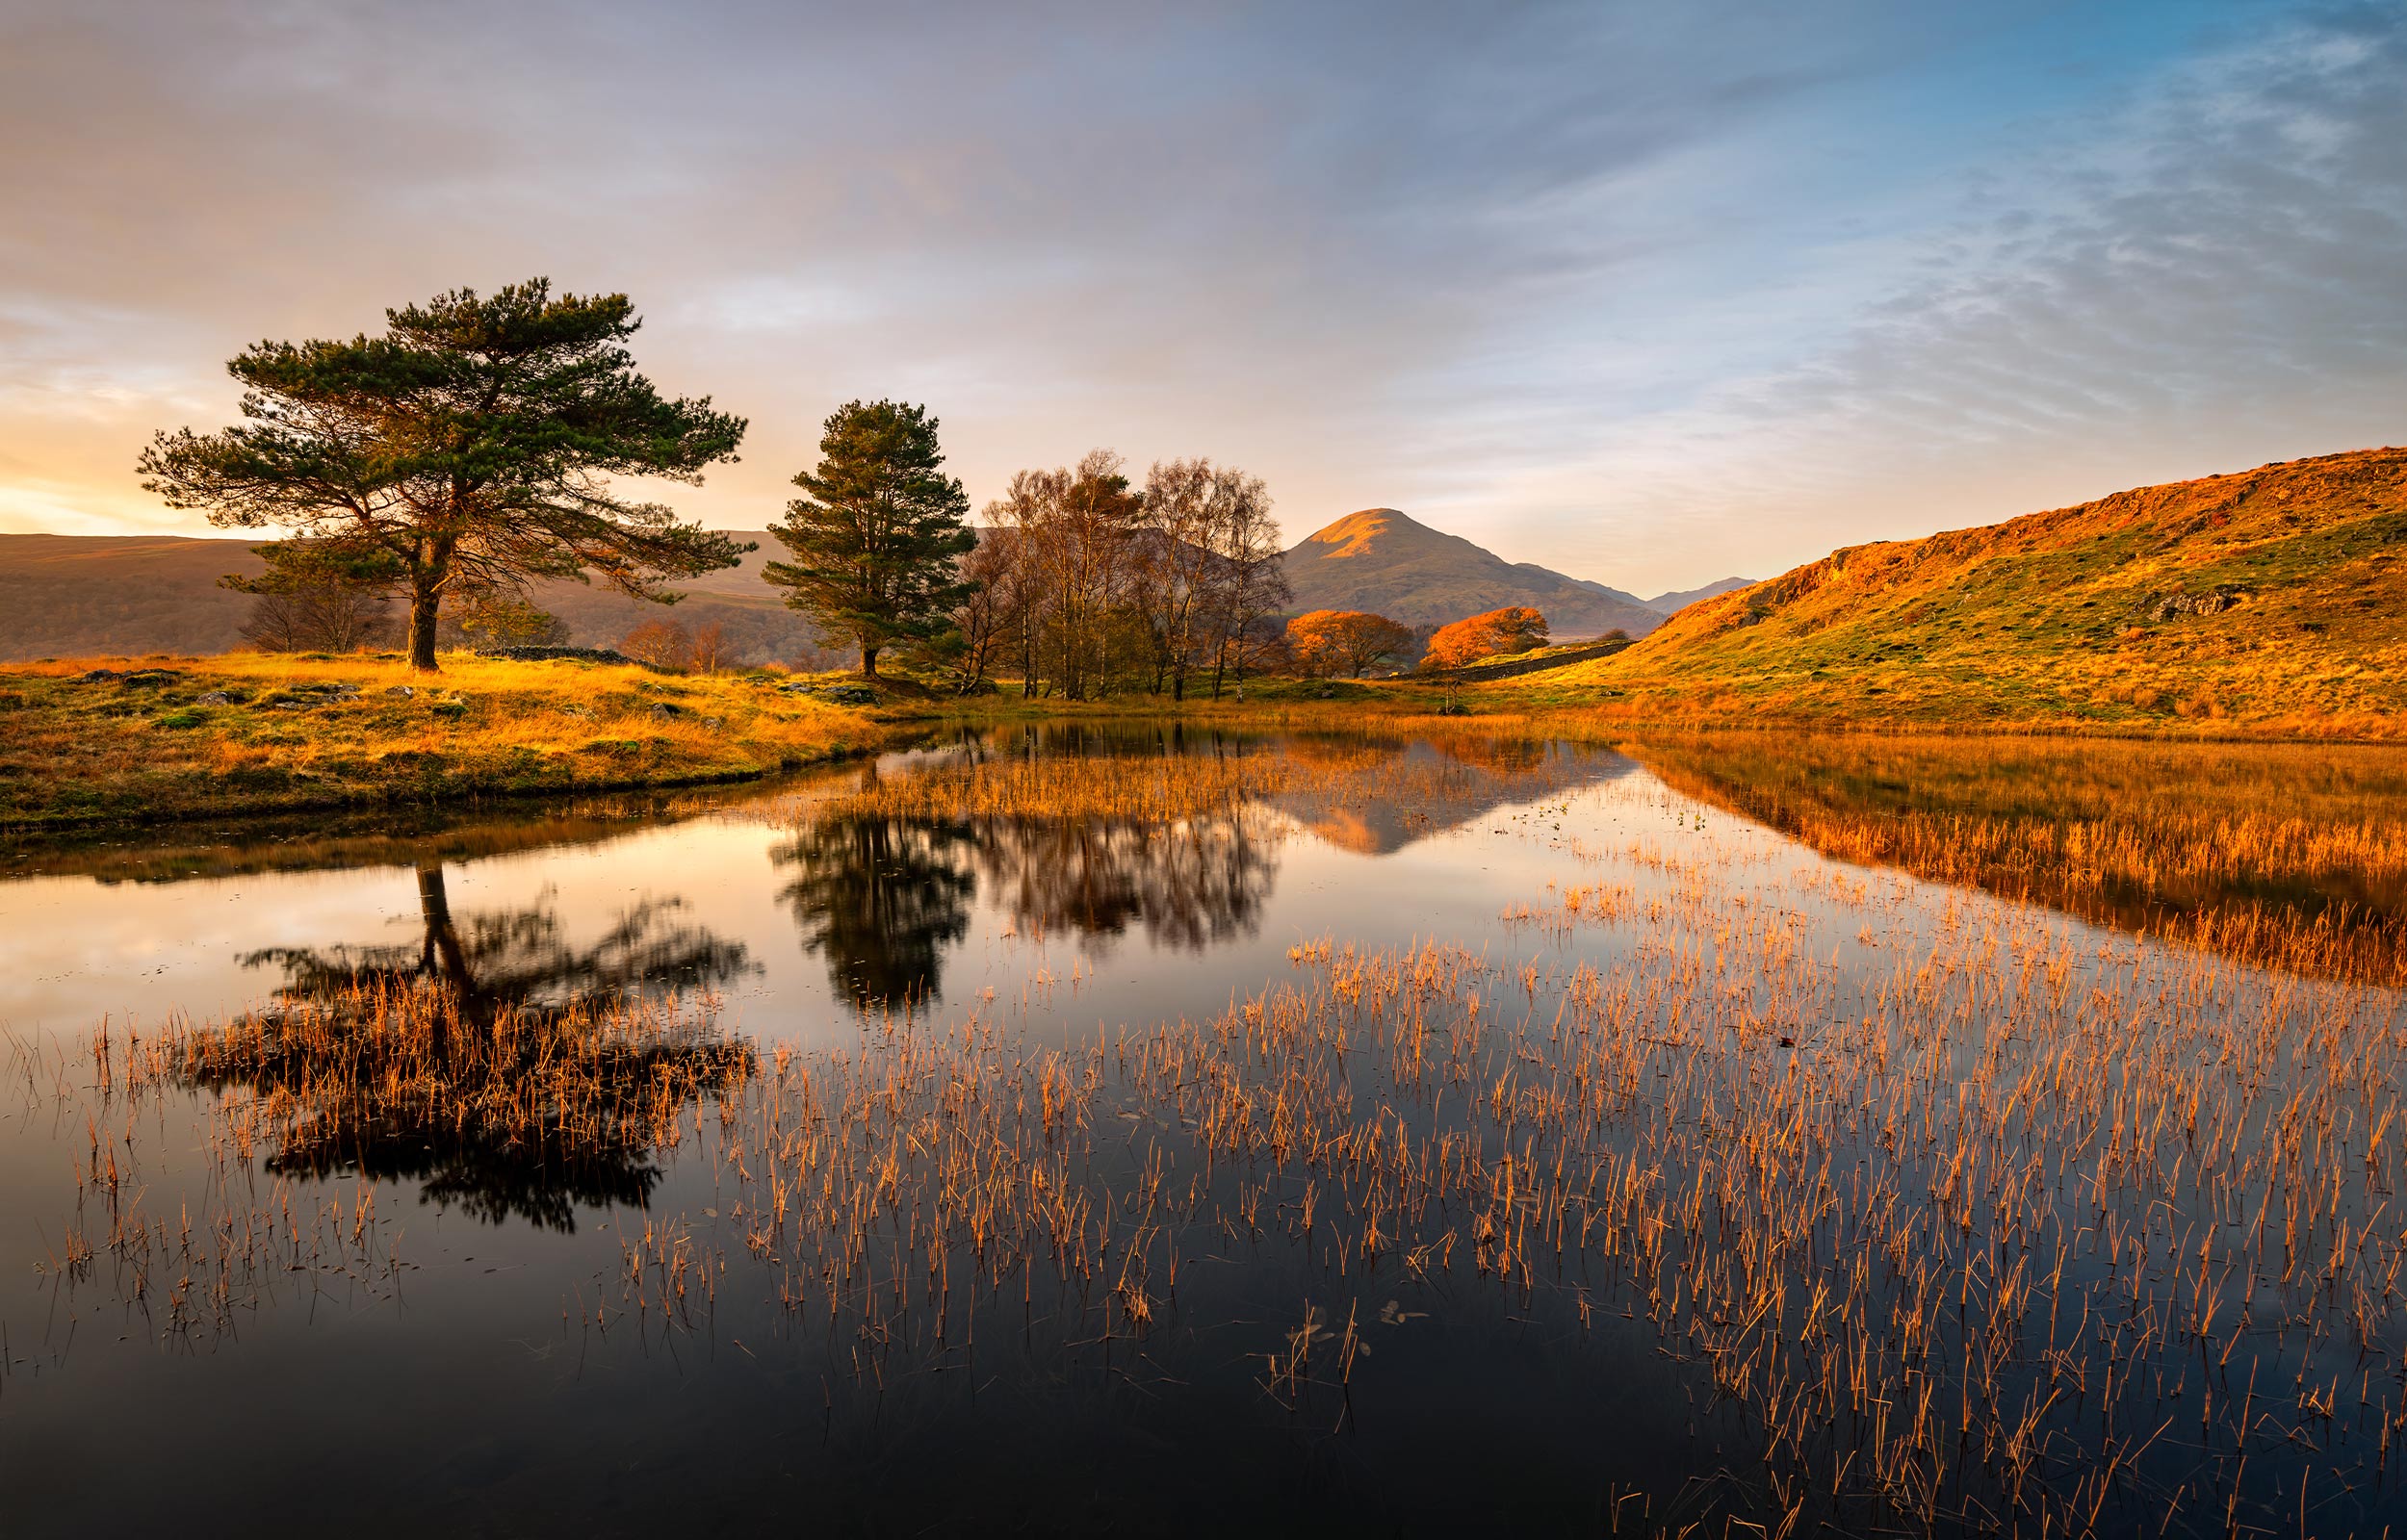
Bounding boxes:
1299 507 1419 559
1281 507 1662 639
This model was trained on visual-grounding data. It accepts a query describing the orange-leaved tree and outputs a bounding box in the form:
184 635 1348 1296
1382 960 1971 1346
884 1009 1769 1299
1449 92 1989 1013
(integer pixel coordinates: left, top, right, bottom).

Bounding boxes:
1285 609 1415 678
1423 605 1548 669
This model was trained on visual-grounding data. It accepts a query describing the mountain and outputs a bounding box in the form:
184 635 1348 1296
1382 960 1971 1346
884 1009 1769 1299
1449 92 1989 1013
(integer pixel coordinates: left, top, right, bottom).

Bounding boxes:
1541 447 2407 731
0 529 847 666
1282 509 1662 639
1646 578 1756 613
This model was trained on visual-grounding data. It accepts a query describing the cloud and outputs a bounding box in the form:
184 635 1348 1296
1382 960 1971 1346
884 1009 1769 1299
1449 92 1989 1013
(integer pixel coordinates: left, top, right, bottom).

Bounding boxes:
1 0 2391 592
1463 3 2407 588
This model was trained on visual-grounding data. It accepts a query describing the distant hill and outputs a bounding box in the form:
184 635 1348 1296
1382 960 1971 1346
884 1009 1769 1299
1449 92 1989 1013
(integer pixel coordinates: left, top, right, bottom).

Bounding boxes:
1646 578 1755 613
1540 448 2407 732
0 529 846 666
1282 509 1662 639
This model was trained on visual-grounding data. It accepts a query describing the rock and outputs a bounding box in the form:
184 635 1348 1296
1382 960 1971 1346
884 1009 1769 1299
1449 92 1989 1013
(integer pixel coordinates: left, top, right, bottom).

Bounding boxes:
702 716 722 728
650 702 685 717
818 684 878 706
2141 585 2251 623
472 645 634 664
386 685 414 699
195 691 234 705
77 668 123 683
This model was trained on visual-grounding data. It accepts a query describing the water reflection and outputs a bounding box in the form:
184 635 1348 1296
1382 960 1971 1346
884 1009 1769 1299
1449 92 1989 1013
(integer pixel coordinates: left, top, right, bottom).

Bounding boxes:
0 784 782 885
774 817 975 1013
245 862 758 1020
177 1001 747 1231
972 812 1274 950
773 788 1277 1013
1625 733 2407 984
190 861 762 1228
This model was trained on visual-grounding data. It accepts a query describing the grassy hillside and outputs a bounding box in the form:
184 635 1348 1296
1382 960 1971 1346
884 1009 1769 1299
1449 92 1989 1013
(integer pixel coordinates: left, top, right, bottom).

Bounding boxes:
1283 508 1662 638
0 534 259 657
0 654 892 829
0 529 844 666
1524 448 2407 734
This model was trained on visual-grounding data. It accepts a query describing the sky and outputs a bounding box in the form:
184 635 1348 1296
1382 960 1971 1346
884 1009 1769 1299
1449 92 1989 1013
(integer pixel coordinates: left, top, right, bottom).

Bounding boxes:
1 0 2401 593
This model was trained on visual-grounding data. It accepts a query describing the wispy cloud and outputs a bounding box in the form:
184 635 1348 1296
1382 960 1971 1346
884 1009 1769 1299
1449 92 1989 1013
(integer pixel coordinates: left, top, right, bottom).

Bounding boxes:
0 0 2390 590
1478 4 2407 585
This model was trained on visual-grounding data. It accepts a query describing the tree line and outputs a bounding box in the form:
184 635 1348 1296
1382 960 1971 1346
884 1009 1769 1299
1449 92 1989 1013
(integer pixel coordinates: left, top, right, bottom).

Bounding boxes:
142 278 1556 684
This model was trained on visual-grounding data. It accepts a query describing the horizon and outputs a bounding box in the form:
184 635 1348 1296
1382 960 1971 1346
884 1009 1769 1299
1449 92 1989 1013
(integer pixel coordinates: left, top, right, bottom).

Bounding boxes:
3 1 2401 593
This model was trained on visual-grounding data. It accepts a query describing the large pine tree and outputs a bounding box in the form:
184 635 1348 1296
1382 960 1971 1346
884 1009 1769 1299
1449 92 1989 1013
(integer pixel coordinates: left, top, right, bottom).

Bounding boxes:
764 400 976 679
139 278 749 671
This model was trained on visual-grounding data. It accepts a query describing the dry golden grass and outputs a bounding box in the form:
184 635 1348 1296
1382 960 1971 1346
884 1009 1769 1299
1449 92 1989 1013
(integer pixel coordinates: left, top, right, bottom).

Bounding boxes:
1509 447 2407 736
1632 732 2407 982
24 731 2407 1535
0 651 884 828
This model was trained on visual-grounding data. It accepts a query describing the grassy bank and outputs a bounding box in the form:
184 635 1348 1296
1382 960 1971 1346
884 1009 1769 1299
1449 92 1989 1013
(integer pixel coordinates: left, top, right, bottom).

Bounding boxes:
0 653 895 830
10 645 2404 834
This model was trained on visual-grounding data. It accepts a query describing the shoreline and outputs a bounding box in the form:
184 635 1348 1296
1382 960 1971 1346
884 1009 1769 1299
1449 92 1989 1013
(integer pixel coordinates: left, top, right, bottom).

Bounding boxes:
5 652 2404 835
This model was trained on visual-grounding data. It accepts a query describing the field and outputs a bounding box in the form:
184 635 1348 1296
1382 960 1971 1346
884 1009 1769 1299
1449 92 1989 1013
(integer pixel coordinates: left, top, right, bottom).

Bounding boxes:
0 652 884 828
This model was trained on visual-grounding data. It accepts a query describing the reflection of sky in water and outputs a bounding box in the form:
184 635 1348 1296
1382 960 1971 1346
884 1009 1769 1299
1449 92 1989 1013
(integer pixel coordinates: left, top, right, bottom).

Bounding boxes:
8 735 2397 1534
0 751 1682 1045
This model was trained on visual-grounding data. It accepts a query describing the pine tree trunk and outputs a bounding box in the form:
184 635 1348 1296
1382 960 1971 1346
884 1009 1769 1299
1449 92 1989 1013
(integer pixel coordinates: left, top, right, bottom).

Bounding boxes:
861 643 881 680
407 576 442 672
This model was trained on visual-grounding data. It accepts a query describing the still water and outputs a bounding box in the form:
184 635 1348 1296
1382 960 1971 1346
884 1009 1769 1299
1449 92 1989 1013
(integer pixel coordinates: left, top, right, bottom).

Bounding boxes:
2 726 2402 1536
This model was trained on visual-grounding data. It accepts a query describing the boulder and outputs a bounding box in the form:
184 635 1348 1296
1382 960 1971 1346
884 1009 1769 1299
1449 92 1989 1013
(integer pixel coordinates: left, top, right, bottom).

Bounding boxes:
2141 585 2251 622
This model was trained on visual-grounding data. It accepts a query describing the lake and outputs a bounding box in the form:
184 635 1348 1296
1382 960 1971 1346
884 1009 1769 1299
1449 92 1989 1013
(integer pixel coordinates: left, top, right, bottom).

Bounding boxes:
4 725 2403 1536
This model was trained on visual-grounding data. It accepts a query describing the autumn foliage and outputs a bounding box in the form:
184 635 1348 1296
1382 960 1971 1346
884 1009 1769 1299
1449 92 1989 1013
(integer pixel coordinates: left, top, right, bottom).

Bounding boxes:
1285 609 1415 678
1423 605 1548 669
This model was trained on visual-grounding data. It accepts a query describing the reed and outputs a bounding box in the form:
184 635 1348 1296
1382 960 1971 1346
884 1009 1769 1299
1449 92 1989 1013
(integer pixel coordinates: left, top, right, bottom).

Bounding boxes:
24 731 2407 1535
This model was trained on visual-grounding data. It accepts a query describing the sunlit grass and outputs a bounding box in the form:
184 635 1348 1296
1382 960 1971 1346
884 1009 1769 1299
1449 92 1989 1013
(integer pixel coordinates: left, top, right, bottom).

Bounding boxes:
1631 732 2407 983
0 651 882 827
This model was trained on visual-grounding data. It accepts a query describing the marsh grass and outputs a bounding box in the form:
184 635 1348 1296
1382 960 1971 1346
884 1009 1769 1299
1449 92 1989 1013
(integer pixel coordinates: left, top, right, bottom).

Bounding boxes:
19 732 2407 1535
1632 732 2407 983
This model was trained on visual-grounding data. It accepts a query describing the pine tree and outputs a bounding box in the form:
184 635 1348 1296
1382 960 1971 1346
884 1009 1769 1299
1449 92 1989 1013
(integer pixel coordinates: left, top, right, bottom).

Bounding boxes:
139 278 749 671
764 400 976 680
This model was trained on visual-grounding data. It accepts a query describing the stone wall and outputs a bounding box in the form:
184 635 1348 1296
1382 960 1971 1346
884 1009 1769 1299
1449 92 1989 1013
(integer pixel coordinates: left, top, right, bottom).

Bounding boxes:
1427 636 1633 682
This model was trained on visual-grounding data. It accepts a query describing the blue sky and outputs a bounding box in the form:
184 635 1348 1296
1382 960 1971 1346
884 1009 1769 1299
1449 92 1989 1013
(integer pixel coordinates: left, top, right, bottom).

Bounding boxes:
0 0 2397 591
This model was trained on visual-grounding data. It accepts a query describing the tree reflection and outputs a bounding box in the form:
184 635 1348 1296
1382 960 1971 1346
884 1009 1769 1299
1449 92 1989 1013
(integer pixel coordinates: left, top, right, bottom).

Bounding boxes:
973 812 1274 950
243 862 756 1023
194 861 758 1230
773 817 975 1014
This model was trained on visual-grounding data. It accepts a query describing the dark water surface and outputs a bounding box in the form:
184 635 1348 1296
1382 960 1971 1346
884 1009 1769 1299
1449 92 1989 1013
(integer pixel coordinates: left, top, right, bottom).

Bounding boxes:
4 727 2404 1536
